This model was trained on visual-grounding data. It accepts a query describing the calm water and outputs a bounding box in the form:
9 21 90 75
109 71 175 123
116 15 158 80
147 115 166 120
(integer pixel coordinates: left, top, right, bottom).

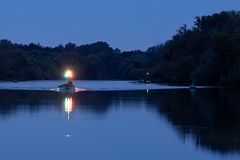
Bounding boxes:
0 89 240 160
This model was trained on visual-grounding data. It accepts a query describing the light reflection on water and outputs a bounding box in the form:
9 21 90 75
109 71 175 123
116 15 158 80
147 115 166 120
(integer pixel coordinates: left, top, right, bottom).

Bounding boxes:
64 96 73 120
0 89 239 160
64 96 73 140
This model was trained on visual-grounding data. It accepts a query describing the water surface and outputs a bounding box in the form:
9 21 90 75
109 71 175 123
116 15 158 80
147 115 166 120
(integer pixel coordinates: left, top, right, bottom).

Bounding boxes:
0 80 206 91
0 89 239 160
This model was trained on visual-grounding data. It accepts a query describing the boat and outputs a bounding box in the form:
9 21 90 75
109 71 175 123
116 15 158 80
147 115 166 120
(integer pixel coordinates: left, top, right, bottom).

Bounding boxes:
58 80 76 94
138 79 152 84
189 80 197 89
56 69 87 94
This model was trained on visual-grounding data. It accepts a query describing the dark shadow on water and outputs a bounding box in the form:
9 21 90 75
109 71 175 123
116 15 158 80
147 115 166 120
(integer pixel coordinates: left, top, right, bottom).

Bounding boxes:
147 89 240 154
0 89 240 154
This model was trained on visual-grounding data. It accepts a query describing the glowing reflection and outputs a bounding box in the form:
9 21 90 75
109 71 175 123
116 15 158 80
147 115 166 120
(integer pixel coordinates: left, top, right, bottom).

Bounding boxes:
65 97 73 120
65 134 71 139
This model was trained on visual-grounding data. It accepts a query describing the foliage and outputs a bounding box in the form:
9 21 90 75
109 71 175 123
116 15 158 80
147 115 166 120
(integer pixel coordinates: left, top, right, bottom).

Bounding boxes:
0 41 155 80
151 11 240 86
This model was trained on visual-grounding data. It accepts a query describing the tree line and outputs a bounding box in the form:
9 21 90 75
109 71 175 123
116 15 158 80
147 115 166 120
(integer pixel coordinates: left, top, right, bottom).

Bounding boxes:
0 41 156 81
1 11 240 86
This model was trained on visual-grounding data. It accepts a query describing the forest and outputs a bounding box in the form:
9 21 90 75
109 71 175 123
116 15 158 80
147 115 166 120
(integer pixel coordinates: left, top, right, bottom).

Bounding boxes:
1 11 240 86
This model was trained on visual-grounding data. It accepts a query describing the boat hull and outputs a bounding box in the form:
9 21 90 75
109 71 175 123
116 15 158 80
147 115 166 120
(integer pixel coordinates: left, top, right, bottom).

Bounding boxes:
58 86 76 94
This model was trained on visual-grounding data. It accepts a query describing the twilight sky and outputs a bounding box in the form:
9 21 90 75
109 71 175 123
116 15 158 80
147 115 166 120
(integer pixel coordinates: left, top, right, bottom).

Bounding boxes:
0 0 240 51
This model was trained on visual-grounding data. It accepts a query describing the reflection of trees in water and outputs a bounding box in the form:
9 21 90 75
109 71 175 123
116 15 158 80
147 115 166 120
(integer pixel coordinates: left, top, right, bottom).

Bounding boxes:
75 91 148 113
0 90 148 116
150 89 240 154
0 90 62 117
1 89 240 154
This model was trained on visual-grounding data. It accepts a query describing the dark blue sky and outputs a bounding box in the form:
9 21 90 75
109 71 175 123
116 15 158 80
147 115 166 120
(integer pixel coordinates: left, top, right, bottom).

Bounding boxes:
0 0 239 51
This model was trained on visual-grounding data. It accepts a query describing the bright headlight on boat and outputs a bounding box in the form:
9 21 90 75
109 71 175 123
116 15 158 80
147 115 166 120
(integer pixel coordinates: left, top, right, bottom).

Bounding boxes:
64 70 73 79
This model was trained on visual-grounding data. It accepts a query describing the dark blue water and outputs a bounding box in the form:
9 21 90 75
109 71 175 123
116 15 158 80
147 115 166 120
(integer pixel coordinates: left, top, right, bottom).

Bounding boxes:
0 89 239 160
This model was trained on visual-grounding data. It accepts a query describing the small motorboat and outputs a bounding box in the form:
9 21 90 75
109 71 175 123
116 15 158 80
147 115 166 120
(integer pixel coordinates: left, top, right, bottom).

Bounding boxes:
58 80 76 94
138 79 152 84
55 69 86 94
189 80 197 90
